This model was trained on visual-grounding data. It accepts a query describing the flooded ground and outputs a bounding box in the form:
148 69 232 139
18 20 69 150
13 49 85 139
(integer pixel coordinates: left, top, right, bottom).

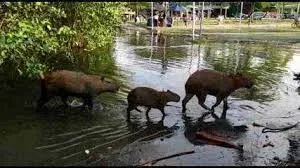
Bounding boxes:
0 27 300 166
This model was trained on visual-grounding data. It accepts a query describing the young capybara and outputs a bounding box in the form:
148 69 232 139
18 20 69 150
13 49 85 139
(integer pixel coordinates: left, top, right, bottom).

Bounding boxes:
127 87 180 121
37 70 119 111
182 69 254 117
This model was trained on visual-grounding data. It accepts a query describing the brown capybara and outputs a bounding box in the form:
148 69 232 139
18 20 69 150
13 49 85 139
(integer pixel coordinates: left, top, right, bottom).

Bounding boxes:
127 87 180 121
37 70 119 111
182 69 254 117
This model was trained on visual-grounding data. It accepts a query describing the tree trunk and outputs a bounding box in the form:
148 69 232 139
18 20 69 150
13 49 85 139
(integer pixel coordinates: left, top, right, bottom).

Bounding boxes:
240 2 243 24
208 2 212 19
151 2 153 30
248 2 254 26
192 2 195 40
200 1 204 36
282 2 284 19
135 2 138 17
164 2 168 27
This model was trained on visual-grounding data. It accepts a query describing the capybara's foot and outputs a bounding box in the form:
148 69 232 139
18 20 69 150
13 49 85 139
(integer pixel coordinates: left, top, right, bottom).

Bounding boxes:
237 144 244 152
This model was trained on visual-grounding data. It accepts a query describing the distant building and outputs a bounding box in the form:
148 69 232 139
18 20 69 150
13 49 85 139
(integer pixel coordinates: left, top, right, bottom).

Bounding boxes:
185 2 230 18
123 7 136 21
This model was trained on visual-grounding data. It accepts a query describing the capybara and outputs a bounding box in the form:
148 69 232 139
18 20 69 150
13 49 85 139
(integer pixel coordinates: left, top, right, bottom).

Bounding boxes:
37 70 119 110
127 87 180 121
182 69 254 117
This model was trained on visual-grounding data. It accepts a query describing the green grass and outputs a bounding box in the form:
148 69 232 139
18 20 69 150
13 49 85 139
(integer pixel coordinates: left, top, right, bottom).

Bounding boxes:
124 19 300 43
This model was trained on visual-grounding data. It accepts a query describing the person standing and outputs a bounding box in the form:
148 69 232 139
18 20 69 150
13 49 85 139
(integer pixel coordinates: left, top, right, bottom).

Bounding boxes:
183 13 187 27
158 13 164 27
136 15 140 23
154 13 159 27
167 17 173 27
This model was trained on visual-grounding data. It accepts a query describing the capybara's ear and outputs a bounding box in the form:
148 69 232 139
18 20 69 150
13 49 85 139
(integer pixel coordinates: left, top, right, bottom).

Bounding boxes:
101 76 105 81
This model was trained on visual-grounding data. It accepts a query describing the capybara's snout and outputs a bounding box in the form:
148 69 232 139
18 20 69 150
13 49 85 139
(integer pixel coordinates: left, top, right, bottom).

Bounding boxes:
246 79 254 89
166 90 181 102
174 94 181 102
115 85 121 92
111 84 120 93
103 81 120 93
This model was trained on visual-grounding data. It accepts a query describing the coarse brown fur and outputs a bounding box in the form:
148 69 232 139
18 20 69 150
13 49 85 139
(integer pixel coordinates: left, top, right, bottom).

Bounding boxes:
182 69 254 118
37 70 119 111
127 87 180 121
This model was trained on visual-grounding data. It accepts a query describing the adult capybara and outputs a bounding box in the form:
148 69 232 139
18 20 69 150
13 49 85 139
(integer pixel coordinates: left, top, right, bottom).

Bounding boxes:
182 69 254 117
37 70 119 110
127 87 180 121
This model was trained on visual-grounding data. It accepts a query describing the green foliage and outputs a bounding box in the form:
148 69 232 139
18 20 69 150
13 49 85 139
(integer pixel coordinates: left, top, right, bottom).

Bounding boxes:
126 2 150 12
0 2 125 80
202 41 293 102
227 3 239 17
71 2 125 50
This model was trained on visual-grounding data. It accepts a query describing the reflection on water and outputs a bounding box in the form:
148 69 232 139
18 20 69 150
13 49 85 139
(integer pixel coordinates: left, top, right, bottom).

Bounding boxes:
0 29 300 166
132 33 293 102
183 112 247 147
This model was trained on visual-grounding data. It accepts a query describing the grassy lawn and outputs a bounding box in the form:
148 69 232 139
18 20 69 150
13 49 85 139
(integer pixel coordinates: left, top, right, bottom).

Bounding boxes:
125 19 300 43
128 18 300 34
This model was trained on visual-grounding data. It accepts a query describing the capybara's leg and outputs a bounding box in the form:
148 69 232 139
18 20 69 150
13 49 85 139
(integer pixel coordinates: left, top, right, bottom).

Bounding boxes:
83 97 93 110
196 92 210 111
210 96 223 113
134 107 143 113
182 93 194 112
145 107 151 120
60 95 68 109
161 114 166 121
87 97 94 110
60 94 70 115
126 103 135 121
36 96 49 112
37 80 48 111
159 107 165 116
36 91 51 112
221 97 228 119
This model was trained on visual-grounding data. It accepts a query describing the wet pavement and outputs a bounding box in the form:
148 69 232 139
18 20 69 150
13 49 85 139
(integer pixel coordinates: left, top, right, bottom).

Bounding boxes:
0 27 299 166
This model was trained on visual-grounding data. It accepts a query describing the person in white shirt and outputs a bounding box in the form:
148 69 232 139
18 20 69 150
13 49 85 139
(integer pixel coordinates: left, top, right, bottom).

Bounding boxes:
136 15 140 23
153 13 159 27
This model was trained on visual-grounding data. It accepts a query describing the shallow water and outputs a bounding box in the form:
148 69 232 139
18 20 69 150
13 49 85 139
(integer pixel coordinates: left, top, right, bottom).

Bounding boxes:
0 28 299 166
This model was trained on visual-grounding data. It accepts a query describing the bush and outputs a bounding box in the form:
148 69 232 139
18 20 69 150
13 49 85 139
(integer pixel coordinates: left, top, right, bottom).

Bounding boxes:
0 2 125 80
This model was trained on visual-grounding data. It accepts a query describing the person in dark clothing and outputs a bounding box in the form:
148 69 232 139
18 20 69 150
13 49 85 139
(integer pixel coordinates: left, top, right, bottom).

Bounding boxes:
183 13 187 27
167 17 173 27
158 13 164 27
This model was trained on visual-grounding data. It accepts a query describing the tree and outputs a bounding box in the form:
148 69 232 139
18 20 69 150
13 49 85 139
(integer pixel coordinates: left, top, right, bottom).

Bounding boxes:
126 2 151 16
0 2 125 80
